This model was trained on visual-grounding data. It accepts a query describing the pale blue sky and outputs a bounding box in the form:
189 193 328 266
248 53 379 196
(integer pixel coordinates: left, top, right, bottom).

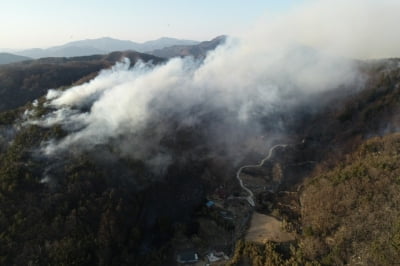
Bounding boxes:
0 0 302 49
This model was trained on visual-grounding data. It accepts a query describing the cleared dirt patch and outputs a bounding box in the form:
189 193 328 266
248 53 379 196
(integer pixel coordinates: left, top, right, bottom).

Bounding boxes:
245 212 295 243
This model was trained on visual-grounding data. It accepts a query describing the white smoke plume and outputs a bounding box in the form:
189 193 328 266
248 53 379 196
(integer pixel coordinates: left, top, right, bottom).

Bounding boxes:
248 0 400 59
33 0 400 171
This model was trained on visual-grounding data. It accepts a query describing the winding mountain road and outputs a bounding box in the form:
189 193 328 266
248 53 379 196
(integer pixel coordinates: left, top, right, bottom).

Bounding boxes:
236 144 287 206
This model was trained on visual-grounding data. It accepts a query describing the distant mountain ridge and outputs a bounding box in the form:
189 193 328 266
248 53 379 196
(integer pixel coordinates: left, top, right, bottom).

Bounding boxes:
148 35 227 58
14 37 199 59
0 53 31 64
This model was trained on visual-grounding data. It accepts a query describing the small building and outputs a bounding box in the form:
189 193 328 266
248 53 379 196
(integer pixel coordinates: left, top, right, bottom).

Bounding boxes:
206 250 229 263
206 200 215 208
177 251 199 264
207 252 221 263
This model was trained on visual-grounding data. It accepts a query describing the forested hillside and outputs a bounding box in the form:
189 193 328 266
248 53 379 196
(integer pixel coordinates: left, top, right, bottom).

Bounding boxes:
226 59 400 266
0 55 399 265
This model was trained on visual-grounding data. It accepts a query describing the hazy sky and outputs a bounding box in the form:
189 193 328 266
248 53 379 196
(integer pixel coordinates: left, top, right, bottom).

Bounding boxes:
0 0 301 49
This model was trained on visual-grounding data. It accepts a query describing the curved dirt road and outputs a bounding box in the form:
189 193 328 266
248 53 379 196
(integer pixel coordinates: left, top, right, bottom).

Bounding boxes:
236 144 287 206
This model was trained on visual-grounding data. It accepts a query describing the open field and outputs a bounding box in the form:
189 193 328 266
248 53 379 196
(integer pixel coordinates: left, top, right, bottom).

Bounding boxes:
245 212 295 243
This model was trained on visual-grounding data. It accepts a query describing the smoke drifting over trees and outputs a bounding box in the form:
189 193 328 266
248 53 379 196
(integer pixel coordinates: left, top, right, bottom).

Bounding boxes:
30 0 399 174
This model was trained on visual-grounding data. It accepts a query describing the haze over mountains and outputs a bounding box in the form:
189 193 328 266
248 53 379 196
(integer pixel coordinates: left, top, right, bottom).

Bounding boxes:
0 53 31 65
7 37 200 59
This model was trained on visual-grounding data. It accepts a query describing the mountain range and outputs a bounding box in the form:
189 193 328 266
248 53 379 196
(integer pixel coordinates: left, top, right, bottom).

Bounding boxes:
11 37 199 59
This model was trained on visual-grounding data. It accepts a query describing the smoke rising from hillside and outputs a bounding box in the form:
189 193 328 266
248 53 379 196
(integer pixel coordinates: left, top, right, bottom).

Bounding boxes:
33 0 399 171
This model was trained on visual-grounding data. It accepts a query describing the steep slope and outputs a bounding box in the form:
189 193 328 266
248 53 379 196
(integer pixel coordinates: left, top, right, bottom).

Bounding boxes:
299 133 400 265
296 59 400 165
0 98 212 266
226 59 400 266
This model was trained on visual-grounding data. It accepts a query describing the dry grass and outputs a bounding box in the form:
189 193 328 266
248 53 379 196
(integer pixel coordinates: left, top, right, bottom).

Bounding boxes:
245 212 295 243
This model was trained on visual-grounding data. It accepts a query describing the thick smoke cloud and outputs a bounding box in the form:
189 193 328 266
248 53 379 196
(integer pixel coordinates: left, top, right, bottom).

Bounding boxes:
250 0 400 59
32 0 399 172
